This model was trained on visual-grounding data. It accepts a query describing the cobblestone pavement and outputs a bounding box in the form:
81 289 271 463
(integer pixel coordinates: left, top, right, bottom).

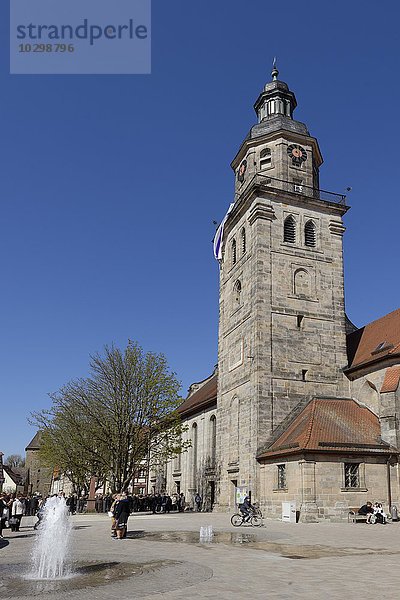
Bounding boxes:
1 512 400 599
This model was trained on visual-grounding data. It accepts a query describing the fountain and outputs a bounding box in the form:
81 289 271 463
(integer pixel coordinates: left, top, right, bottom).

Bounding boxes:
29 495 72 580
0 499 213 597
199 525 213 543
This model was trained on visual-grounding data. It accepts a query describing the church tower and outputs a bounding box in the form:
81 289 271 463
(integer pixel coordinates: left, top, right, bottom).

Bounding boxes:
216 64 351 509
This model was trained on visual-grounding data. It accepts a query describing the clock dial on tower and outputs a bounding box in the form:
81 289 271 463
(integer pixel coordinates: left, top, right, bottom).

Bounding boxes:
287 144 307 166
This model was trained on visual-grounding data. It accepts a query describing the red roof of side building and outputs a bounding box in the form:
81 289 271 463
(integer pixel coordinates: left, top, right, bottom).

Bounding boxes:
381 366 400 393
257 397 396 460
346 308 400 372
177 374 217 418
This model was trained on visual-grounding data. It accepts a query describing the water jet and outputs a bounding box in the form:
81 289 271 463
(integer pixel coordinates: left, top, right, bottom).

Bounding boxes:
29 495 72 580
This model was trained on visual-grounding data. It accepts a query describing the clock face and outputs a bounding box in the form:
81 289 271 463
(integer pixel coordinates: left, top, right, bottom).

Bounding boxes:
237 159 247 183
287 144 307 166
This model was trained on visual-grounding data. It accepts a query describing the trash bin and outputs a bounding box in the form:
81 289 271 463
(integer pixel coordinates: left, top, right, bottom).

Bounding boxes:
390 505 398 521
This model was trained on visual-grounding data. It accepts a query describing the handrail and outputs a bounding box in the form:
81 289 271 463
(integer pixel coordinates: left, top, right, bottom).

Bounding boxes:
241 173 347 205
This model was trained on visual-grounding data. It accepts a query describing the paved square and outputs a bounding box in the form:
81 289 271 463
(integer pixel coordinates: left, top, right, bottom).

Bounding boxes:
1 512 400 599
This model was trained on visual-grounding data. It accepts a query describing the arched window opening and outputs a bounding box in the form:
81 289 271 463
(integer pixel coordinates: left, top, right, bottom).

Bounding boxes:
233 280 242 306
210 415 217 466
240 227 246 255
174 436 182 472
232 239 237 265
229 397 240 463
191 423 198 487
305 220 316 247
260 147 271 170
284 216 296 244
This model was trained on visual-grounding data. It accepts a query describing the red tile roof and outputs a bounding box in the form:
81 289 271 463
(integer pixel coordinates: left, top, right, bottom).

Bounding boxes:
258 397 395 459
347 308 400 372
178 374 217 417
381 366 400 393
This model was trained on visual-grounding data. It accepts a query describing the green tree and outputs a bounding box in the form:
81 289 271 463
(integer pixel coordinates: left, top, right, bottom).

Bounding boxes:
31 341 189 493
5 454 25 468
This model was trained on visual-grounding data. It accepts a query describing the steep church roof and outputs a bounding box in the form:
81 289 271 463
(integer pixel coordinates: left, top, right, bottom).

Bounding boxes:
177 374 217 418
346 308 400 373
25 431 42 451
258 398 395 459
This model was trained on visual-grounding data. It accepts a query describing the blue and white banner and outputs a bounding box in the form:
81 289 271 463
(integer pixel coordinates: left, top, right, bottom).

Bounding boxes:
213 202 234 261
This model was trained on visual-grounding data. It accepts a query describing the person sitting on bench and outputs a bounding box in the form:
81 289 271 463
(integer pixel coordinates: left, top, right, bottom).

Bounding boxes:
358 501 374 523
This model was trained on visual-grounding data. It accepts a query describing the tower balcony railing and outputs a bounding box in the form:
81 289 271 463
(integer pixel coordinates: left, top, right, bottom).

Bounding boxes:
244 173 347 205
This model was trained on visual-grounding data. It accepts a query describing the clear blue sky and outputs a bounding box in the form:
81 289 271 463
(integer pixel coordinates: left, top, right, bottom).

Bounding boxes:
1 1 399 458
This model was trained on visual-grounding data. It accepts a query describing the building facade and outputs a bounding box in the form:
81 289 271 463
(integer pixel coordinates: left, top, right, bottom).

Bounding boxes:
165 66 400 521
25 432 53 498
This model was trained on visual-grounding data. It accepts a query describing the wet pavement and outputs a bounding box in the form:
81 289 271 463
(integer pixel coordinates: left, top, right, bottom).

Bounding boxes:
126 528 400 560
0 559 211 597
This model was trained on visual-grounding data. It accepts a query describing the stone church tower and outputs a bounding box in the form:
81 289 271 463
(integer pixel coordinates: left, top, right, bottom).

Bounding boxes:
216 64 351 509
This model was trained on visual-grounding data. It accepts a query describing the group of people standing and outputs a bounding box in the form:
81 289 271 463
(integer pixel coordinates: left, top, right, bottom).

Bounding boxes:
98 491 200 515
0 492 44 537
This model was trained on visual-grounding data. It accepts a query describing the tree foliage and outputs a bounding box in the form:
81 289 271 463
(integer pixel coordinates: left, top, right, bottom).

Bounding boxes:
31 341 188 493
5 454 25 468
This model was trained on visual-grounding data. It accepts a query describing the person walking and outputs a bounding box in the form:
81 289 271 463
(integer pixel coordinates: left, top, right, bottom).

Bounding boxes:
194 492 202 512
11 496 24 532
31 495 39 517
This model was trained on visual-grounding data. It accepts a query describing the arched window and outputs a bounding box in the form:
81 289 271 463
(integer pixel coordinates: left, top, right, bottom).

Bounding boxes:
240 227 246 255
191 423 198 487
304 220 316 247
229 397 239 463
233 280 242 306
209 415 216 466
231 239 237 265
260 147 271 170
174 437 182 472
284 215 296 243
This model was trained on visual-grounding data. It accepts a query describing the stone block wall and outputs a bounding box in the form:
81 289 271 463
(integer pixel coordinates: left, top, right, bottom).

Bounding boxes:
259 454 399 522
216 185 349 509
165 404 217 508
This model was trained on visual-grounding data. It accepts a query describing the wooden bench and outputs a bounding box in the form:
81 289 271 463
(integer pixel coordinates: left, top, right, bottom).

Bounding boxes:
348 508 368 523
348 507 391 524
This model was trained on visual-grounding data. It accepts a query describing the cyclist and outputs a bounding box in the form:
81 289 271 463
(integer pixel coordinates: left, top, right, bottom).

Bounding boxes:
239 496 255 522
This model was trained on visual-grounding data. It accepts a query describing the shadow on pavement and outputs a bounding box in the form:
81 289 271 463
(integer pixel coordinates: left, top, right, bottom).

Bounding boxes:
126 530 146 539
0 538 10 548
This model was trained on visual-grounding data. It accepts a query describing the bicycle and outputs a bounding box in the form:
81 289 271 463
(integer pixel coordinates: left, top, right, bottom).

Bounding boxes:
230 510 263 527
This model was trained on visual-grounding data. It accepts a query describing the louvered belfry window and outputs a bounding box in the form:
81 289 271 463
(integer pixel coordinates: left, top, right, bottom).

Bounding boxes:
260 147 271 170
241 227 246 255
232 239 237 265
284 215 296 243
305 220 316 247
